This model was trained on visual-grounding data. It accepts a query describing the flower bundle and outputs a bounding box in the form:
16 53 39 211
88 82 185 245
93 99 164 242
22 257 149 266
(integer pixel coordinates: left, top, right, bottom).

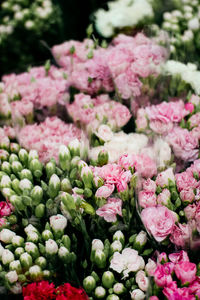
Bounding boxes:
82 230 153 300
150 250 200 299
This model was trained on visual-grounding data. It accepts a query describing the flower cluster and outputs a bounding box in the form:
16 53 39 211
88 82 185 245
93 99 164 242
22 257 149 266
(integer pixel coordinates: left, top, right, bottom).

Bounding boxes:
150 250 200 299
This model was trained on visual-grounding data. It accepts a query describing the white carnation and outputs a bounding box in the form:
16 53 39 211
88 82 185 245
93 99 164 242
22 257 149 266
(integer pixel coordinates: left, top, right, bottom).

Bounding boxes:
50 214 67 231
0 229 16 244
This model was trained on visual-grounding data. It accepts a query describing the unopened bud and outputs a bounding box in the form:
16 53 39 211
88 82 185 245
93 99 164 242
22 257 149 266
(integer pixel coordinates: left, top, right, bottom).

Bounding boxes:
83 276 96 293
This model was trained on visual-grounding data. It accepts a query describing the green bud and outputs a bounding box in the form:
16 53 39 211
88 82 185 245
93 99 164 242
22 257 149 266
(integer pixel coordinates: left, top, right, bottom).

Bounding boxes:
29 265 42 281
43 270 51 279
81 166 94 189
27 232 39 243
113 231 125 246
29 159 43 178
45 161 56 179
7 214 17 225
61 178 72 192
11 178 21 195
35 256 47 269
1 187 15 199
41 180 48 192
142 248 153 256
59 145 71 171
106 295 120 300
48 174 61 198
22 195 32 206
98 150 108 166
10 143 20 154
61 235 71 250
102 271 115 289
83 188 93 198
74 180 83 188
81 201 95 215
19 178 32 194
9 154 19 164
113 283 126 295
94 250 107 269
68 139 80 157
94 286 106 299
18 274 26 283
14 247 24 258
38 243 46 256
19 169 33 181
20 252 33 269
10 195 26 211
71 156 80 168
156 186 162 194
12 235 24 248
133 231 147 251
28 150 39 163
60 192 76 211
9 260 22 273
18 148 28 165
42 230 53 241
35 204 45 218
69 167 77 180
91 271 100 283
11 161 23 174
0 171 7 181
30 185 43 206
175 197 181 209
83 276 96 293
1 161 11 175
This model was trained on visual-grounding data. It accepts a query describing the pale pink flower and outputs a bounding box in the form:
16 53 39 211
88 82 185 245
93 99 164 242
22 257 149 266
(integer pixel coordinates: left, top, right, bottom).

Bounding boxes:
180 188 195 203
157 189 171 206
168 250 189 263
175 172 197 192
95 184 115 199
156 168 175 188
141 206 176 242
184 204 197 220
138 191 157 208
170 223 190 247
96 197 122 222
135 270 149 291
142 179 156 193
189 112 200 128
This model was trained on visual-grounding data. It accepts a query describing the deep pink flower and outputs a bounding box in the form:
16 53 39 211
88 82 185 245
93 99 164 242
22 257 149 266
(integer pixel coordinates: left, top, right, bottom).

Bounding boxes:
0 202 12 217
168 251 189 263
174 261 197 285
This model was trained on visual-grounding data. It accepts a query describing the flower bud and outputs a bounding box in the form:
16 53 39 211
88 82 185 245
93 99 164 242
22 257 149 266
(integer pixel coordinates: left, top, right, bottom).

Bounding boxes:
9 260 22 273
78 160 88 172
61 235 71 250
24 224 38 235
83 276 96 293
106 295 120 300
71 156 81 168
45 239 58 255
48 174 61 198
50 214 67 238
94 286 106 299
68 139 81 157
58 246 70 263
28 150 38 162
0 229 16 243
11 161 23 174
30 186 43 206
25 242 40 259
12 235 24 247
18 274 27 284
0 150 9 161
102 271 115 289
113 231 125 246
35 256 47 269
0 175 11 188
2 249 14 265
14 247 24 258
9 154 19 164
43 270 51 279
10 195 26 211
35 204 45 218
98 150 109 166
42 230 53 241
27 232 39 243
61 178 72 192
29 265 42 281
158 252 168 264
5 270 18 284
130 289 145 300
133 231 147 251
18 149 28 165
19 178 32 194
19 169 33 181
20 252 33 269
11 178 21 194
59 145 71 171
81 166 94 189
81 201 95 215
0 243 4 258
110 241 122 254
1 187 15 199
113 283 126 295
1 161 11 175
9 282 22 294
29 159 43 178
94 249 106 269
10 143 20 154
45 161 56 179
60 192 76 211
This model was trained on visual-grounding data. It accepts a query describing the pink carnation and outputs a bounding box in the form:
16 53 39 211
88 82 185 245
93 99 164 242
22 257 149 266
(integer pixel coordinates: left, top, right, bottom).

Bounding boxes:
168 251 189 263
156 168 175 188
142 179 157 193
95 184 115 199
180 188 195 203
154 264 173 287
138 191 157 208
166 127 199 161
175 172 197 192
184 204 197 220
175 261 197 285
170 223 190 248
157 189 171 206
141 206 176 242
96 197 122 222
0 202 13 217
